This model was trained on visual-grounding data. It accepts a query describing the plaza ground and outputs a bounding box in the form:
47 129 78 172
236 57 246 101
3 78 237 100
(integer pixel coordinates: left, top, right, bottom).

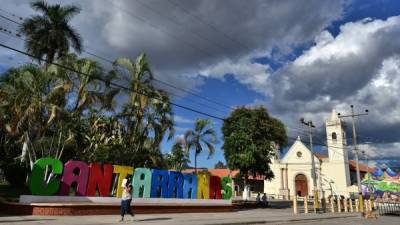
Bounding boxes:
0 208 398 225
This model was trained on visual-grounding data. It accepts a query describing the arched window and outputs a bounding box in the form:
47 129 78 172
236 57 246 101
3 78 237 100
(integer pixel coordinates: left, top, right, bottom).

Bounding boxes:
332 132 337 143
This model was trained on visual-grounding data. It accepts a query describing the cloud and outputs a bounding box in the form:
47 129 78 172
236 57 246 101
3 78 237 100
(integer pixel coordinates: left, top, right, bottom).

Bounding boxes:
199 15 400 160
0 0 346 96
267 16 400 145
174 115 195 124
200 57 272 94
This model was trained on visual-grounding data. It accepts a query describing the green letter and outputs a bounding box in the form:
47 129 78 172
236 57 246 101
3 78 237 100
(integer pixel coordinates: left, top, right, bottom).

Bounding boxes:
221 176 232 199
28 157 63 195
132 168 152 198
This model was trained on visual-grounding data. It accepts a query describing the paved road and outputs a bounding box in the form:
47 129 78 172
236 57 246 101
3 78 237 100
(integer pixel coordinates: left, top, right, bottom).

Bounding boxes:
0 209 397 225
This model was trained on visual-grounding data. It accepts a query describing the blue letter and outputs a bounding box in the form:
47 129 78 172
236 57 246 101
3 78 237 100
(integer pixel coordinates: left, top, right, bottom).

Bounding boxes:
168 171 183 198
150 169 169 198
183 173 197 199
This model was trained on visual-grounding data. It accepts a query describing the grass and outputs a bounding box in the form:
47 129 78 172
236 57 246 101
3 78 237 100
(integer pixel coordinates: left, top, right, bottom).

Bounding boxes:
0 181 29 202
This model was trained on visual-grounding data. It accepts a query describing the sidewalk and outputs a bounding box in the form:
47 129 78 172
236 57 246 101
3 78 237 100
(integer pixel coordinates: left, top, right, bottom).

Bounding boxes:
0 208 364 225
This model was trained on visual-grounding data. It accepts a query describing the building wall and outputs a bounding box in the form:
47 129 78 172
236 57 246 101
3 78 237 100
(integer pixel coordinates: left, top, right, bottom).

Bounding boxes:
263 109 356 199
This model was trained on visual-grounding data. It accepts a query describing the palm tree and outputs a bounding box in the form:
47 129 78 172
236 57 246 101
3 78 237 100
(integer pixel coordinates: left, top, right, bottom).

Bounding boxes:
113 54 174 167
0 63 72 168
184 119 217 172
18 0 82 63
0 56 111 169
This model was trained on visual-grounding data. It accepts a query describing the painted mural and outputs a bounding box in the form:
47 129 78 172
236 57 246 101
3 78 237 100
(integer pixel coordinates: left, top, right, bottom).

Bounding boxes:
361 167 400 199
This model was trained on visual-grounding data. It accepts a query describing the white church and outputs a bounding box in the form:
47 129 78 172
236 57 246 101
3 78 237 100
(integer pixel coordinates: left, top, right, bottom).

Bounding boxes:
264 109 372 199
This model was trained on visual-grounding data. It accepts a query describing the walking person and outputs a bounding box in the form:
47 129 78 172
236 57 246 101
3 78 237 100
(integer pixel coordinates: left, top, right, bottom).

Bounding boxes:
119 184 134 222
256 193 261 206
262 193 268 208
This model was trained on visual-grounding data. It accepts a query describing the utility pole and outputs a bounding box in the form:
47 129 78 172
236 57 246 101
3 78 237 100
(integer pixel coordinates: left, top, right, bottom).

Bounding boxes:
300 118 318 212
362 150 370 194
338 105 368 212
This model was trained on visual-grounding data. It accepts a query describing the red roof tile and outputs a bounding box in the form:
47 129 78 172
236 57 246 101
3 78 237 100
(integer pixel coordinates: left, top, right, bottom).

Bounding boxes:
314 152 328 160
348 160 375 173
181 169 264 180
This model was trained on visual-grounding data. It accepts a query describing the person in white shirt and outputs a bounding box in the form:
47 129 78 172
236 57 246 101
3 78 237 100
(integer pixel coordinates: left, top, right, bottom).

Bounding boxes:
119 184 134 222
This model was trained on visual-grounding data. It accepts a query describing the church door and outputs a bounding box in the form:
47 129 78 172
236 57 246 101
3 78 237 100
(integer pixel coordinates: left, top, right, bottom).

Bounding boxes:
295 174 308 197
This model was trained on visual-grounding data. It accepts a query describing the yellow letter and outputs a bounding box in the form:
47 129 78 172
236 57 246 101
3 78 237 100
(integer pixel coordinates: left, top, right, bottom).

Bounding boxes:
197 172 210 199
113 165 133 198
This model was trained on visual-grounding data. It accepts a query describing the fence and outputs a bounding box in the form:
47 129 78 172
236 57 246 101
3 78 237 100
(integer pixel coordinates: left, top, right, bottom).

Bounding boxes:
292 195 380 214
375 200 400 216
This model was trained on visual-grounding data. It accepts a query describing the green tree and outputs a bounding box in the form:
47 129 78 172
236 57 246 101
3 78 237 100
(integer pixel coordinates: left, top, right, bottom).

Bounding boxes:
113 54 174 168
214 160 227 169
165 141 190 171
18 0 82 63
184 119 217 172
221 107 287 188
0 55 112 169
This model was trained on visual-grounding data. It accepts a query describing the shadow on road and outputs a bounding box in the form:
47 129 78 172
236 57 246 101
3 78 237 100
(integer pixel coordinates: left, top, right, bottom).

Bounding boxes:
0 219 55 223
135 217 172 222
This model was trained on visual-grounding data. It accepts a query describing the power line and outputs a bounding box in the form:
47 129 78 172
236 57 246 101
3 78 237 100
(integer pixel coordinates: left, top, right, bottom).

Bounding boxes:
0 10 235 112
105 0 215 59
159 87 229 116
0 14 19 24
166 0 251 51
133 0 233 53
152 79 234 110
100 1 244 110
0 41 225 121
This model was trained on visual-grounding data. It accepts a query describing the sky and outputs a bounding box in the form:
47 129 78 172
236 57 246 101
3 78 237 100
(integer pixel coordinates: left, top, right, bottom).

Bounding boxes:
1 0 400 169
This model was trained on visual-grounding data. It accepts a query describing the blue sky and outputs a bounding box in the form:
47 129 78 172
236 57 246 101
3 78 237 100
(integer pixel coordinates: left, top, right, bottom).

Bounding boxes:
1 0 400 168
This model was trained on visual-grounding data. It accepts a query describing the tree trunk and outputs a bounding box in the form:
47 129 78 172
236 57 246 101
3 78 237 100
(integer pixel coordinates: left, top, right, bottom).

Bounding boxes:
194 153 197 173
47 48 55 64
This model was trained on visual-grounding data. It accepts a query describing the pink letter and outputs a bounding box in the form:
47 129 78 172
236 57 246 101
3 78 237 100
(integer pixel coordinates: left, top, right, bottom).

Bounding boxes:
59 160 89 196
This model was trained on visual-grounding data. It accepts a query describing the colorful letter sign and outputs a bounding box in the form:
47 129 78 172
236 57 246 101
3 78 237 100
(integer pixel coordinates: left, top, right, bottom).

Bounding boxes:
132 168 152 198
168 171 184 198
221 177 232 199
209 176 222 199
59 160 89 196
28 157 63 195
113 165 133 198
150 169 169 198
86 163 113 197
28 157 233 200
197 172 210 199
183 173 197 199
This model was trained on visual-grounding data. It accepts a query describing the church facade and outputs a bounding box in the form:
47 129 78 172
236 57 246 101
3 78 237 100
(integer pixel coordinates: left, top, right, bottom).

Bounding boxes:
264 109 371 198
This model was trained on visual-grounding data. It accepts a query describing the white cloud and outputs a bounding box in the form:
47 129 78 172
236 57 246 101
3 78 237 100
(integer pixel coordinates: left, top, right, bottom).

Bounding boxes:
199 57 271 94
174 115 195 124
199 15 400 160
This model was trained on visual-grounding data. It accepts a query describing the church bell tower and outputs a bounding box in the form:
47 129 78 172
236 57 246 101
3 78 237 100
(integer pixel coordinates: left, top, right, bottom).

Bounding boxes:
325 108 351 187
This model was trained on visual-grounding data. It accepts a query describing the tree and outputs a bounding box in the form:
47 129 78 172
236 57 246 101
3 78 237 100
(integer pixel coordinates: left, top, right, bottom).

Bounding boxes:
214 161 227 169
0 55 112 171
113 54 174 168
221 107 287 191
184 119 217 172
165 141 190 171
18 0 82 63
